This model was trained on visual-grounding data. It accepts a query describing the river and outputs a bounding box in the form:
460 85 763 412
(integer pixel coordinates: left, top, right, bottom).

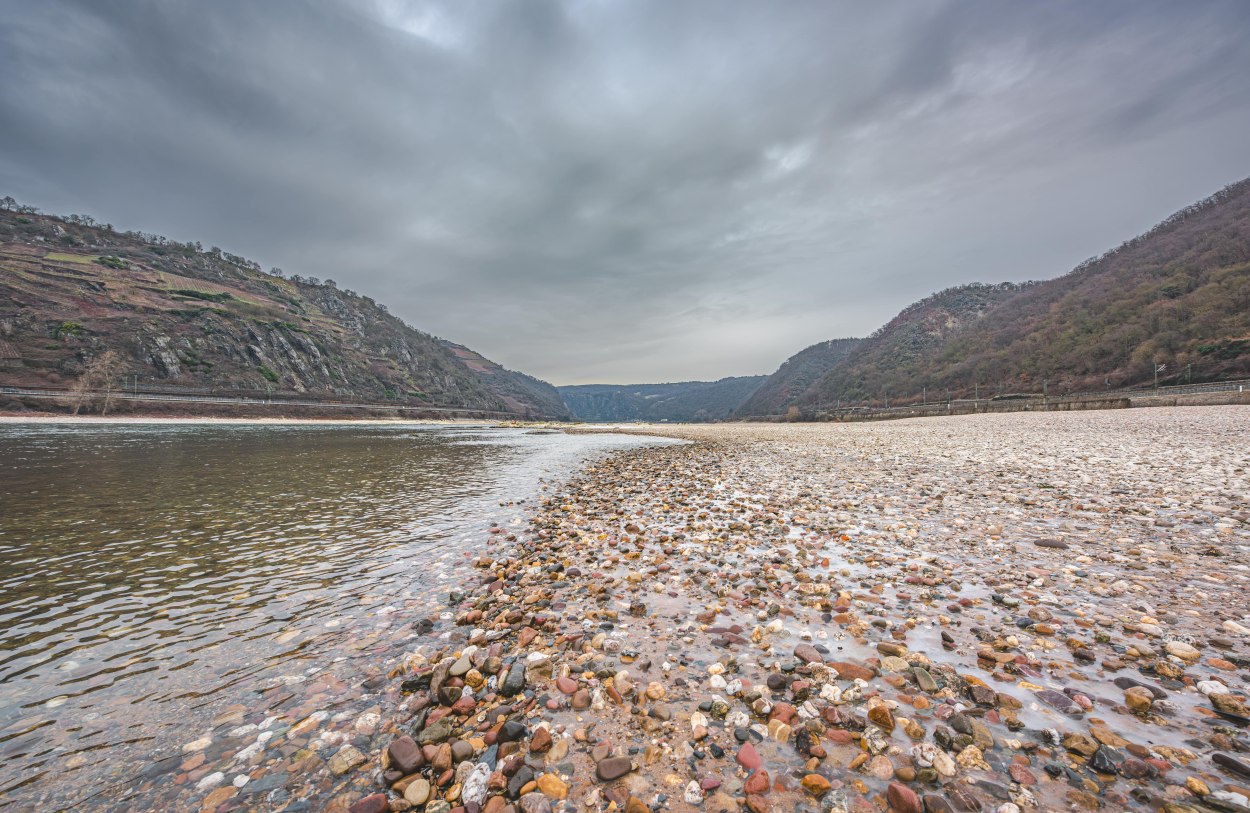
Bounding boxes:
0 421 672 811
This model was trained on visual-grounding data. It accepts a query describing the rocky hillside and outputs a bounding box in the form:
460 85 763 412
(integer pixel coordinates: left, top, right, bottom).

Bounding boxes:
732 338 861 417
0 205 570 418
559 376 765 422
796 282 1028 408
754 177 1250 413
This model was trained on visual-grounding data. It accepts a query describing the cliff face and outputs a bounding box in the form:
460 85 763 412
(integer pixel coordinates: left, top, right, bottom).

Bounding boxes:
0 208 568 417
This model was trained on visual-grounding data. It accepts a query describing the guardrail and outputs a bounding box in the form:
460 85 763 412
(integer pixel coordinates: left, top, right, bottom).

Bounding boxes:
0 386 520 417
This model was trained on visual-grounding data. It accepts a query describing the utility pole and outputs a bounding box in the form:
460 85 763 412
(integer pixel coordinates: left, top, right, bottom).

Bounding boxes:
1043 378 1048 402
975 382 979 401
923 386 927 405
1186 363 1192 384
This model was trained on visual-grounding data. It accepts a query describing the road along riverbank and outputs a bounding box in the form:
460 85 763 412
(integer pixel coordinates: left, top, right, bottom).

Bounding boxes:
345 407 1250 813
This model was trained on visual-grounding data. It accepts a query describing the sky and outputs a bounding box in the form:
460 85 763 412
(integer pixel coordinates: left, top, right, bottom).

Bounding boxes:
2 1 1250 385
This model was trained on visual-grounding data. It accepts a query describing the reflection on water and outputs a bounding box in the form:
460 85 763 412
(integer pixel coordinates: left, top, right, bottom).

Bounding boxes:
0 423 669 809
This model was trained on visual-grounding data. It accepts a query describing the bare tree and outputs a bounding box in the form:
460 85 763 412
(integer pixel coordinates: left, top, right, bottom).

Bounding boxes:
70 350 126 415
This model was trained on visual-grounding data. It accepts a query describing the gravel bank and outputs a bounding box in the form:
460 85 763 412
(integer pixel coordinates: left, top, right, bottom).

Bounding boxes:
347 408 1249 813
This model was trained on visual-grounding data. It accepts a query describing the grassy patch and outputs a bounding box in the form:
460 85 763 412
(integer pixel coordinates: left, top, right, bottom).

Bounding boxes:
257 365 279 383
44 252 96 264
172 288 232 303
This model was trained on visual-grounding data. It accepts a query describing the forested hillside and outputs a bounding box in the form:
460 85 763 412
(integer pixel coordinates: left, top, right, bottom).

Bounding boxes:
559 377 765 422
758 178 1250 413
0 202 570 418
732 338 861 417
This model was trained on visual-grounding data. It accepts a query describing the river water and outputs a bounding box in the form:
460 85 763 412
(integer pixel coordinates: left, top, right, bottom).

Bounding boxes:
0 422 672 811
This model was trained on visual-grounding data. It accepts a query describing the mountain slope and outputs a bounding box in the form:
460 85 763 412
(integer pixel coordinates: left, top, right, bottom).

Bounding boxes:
559 376 766 422
732 338 861 417
785 178 1250 411
796 282 1028 407
0 205 569 417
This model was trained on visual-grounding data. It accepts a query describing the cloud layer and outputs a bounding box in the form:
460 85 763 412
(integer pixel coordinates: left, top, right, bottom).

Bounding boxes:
3 0 1249 383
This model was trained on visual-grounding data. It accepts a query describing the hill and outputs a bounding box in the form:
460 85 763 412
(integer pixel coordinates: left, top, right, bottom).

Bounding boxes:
0 202 570 418
761 178 1250 413
732 338 861 417
559 376 766 422
796 282 1028 408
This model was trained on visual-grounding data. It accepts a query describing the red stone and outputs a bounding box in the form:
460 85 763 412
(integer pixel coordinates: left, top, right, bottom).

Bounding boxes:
737 743 762 771
744 770 771 795
886 782 922 813
350 794 390 813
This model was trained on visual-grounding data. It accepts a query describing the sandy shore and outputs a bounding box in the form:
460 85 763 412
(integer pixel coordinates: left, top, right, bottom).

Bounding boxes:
338 407 1250 813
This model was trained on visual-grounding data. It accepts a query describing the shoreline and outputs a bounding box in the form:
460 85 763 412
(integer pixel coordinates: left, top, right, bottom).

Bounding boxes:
340 407 1250 813
0 414 535 426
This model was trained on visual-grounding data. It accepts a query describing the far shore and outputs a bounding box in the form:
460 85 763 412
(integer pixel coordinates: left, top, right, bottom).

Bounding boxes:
0 412 515 426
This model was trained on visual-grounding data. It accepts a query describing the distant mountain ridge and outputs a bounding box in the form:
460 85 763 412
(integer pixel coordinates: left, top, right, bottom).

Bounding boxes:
733 338 861 417
756 177 1250 414
0 203 570 418
559 376 765 422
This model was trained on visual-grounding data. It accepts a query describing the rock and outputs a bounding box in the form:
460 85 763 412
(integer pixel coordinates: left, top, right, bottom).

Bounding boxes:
195 771 225 792
1214 753 1250 779
389 735 425 775
886 781 923 813
536 773 569 800
350 794 391 813
463 763 490 806
737 743 762 771
519 792 553 813
329 745 367 775
800 774 830 796
530 727 552 752
501 661 527 696
1124 686 1154 713
596 756 634 781
794 644 824 664
828 662 876 682
405 778 432 806
418 717 457 745
1165 640 1201 661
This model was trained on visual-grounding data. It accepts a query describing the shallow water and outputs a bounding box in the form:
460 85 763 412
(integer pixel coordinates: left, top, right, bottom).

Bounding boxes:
0 422 672 809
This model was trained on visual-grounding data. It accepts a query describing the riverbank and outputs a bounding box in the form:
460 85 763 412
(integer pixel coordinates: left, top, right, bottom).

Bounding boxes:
344 407 1250 813
0 413 504 426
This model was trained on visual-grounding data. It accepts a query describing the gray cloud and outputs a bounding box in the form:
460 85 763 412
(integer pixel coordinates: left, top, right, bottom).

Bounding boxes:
2 0 1249 383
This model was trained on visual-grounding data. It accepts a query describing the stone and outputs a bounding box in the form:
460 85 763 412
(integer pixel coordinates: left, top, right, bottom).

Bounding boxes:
886 781 923 813
530 727 552 753
519 792 553 813
405 778 432 806
329 745 367 775
800 774 830 796
794 644 824 664
737 743 762 771
389 735 425 775
501 661 527 696
596 756 634 781
350 794 391 813
1165 640 1201 661
536 773 569 800
1123 687 1153 713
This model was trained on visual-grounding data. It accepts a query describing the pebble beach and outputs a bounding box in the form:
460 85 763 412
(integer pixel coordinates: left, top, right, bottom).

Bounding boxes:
193 408 1250 813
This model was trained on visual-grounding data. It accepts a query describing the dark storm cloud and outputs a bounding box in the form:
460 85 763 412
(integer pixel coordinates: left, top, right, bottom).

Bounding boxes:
3 0 1249 383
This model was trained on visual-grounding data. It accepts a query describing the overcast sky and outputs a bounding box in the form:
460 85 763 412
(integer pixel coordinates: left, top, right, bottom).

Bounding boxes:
2 1 1249 384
